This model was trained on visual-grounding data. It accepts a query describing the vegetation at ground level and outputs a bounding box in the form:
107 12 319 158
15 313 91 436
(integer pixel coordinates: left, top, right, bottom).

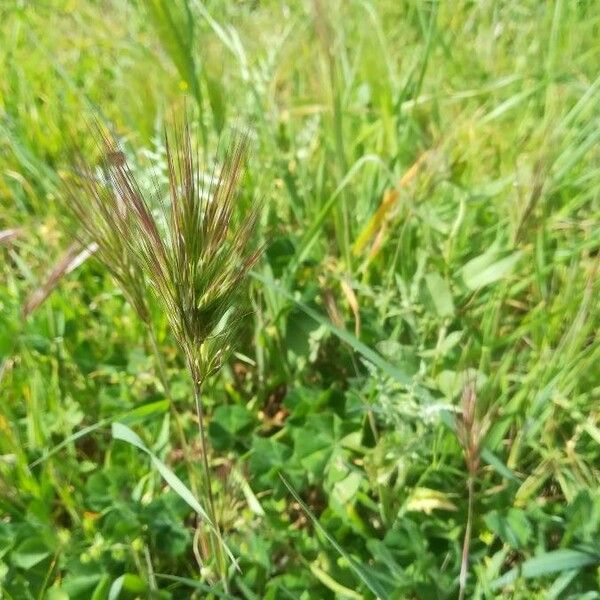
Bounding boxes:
1 1 599 598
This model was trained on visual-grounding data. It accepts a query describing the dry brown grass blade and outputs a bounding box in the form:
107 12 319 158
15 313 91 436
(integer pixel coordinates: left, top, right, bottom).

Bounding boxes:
0 228 23 246
322 287 344 329
340 277 361 338
353 151 430 259
22 242 98 318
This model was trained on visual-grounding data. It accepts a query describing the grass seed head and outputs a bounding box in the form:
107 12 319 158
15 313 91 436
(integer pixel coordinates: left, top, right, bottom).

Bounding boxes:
62 124 152 324
456 378 491 476
65 117 261 384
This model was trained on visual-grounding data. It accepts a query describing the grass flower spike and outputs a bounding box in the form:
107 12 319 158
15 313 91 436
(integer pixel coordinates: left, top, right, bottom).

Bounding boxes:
141 120 261 384
64 127 153 325
63 117 261 589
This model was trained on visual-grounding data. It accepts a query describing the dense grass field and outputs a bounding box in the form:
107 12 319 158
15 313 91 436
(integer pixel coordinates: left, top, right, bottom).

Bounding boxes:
1 1 600 598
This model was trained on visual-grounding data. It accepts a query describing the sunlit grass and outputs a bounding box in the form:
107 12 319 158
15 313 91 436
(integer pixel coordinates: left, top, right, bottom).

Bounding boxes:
1 0 599 597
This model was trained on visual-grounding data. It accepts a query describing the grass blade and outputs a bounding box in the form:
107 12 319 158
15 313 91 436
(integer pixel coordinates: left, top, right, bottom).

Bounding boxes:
154 574 236 598
0 228 23 246
251 271 416 389
22 242 98 318
29 399 170 468
480 448 521 484
309 563 363 599
279 473 389 599
290 155 390 274
111 422 238 568
112 422 211 522
461 249 522 291
491 548 600 590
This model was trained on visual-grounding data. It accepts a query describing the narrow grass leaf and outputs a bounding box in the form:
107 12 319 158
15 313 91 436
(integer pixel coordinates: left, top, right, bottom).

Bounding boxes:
491 549 600 590
111 422 239 568
480 448 521 483
462 250 522 290
154 574 237 599
120 399 171 424
233 468 265 516
309 563 363 599
279 473 388 599
29 399 169 467
30 421 106 468
108 574 146 600
481 86 541 124
546 569 579 600
111 422 211 523
252 271 414 388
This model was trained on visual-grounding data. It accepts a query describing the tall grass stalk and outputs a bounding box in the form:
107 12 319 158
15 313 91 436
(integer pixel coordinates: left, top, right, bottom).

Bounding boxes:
62 117 260 590
456 379 490 600
147 325 199 496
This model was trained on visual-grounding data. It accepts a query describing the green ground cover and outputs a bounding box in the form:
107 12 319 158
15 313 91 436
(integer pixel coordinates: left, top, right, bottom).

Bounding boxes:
1 1 599 598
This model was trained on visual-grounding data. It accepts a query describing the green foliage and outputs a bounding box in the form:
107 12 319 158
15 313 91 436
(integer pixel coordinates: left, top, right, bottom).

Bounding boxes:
1 0 600 598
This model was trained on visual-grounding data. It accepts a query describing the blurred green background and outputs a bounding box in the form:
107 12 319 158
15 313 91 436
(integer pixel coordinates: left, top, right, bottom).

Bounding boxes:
1 0 599 598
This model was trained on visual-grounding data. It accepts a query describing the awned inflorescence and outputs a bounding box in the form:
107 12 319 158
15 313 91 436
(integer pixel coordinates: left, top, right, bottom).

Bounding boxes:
63 117 261 585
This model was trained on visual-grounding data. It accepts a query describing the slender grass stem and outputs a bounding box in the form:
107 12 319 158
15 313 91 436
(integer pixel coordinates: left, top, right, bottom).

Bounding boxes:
148 328 230 588
147 327 170 401
147 326 199 496
459 475 475 600
0 357 9 388
144 545 157 591
190 363 229 593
